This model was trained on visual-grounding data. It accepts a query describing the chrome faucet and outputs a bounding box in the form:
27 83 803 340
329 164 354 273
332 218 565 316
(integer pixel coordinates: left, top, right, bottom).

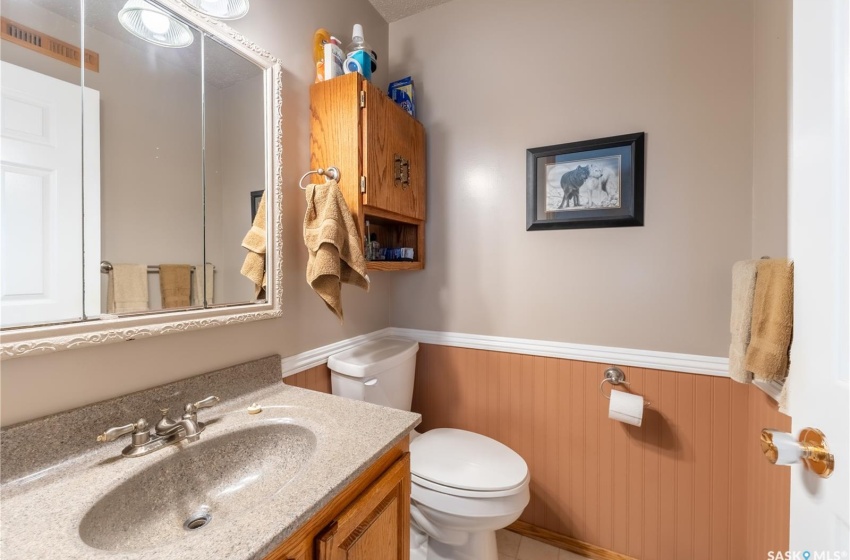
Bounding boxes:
96 396 220 457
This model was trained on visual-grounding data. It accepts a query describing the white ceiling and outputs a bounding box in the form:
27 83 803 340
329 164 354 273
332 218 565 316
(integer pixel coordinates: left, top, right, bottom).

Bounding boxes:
367 0 454 22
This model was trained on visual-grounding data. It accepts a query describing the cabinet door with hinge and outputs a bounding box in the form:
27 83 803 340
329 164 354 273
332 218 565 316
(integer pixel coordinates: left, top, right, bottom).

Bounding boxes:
362 81 425 221
316 453 410 560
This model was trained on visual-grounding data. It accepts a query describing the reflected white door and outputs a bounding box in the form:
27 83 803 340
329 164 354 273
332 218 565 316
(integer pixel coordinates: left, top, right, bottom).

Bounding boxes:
0 62 100 327
787 0 849 555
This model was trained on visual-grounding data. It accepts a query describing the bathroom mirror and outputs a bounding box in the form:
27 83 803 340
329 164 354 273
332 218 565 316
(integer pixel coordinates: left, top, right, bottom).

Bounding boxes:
0 0 283 358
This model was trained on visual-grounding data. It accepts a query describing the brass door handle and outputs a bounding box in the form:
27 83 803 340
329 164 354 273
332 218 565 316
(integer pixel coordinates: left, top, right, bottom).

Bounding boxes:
393 154 410 189
761 427 834 478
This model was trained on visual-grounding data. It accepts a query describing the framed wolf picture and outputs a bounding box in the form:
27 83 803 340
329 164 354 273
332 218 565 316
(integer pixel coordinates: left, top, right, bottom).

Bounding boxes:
526 132 645 230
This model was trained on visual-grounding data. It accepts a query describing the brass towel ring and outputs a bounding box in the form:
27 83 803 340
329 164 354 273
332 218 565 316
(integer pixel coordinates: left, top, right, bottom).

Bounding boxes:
298 167 340 190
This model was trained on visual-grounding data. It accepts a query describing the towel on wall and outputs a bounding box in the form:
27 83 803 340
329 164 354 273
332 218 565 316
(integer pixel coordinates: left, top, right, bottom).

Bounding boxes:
159 264 192 309
107 263 149 314
241 191 267 299
191 263 215 307
728 260 759 383
303 179 369 321
745 258 794 382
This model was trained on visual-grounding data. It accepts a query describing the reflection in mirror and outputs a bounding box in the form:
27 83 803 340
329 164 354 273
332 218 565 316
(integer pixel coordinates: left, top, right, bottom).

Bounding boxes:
0 0 90 328
84 0 204 315
0 0 276 342
203 34 266 307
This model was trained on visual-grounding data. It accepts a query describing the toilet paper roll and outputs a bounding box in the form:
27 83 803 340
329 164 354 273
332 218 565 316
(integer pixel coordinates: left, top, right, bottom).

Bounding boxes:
608 389 644 427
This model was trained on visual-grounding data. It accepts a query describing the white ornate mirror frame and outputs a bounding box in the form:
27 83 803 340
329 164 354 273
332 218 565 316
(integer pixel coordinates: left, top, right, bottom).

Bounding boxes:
0 0 284 360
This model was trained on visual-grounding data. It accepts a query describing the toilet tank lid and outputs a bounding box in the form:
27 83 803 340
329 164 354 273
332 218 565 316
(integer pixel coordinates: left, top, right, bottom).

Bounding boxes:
328 337 419 378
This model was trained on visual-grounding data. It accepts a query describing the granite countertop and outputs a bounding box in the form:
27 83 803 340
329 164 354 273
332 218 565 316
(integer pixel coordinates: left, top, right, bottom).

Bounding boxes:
0 356 420 559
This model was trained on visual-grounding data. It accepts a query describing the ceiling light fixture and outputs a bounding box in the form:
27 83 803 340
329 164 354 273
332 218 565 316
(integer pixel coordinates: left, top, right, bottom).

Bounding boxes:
180 0 249 20
118 0 194 48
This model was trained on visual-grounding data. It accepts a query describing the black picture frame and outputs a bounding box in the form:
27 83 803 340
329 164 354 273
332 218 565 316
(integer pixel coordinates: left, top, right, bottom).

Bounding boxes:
526 132 645 231
250 190 264 222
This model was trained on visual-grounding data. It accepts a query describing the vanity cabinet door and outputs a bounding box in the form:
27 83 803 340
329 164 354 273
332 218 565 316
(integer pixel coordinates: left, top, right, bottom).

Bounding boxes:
316 453 410 560
362 81 426 221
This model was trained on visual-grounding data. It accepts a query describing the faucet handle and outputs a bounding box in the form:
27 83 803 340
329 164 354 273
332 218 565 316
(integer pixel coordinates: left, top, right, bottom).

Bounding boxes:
97 419 148 443
194 396 220 410
185 396 220 416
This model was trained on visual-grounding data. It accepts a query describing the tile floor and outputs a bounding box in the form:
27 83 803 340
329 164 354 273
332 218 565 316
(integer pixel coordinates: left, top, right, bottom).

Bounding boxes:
496 530 591 560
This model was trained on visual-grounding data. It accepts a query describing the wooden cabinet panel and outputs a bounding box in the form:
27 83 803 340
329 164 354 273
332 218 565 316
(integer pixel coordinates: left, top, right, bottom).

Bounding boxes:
317 453 410 560
262 441 409 560
309 73 364 233
310 73 426 270
264 544 308 560
363 81 425 221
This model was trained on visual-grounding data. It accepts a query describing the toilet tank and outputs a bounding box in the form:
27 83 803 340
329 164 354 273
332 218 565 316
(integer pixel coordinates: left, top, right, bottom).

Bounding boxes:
328 337 419 411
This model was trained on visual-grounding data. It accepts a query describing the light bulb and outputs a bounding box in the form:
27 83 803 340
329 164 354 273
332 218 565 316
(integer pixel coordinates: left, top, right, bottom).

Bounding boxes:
199 0 228 17
140 9 170 34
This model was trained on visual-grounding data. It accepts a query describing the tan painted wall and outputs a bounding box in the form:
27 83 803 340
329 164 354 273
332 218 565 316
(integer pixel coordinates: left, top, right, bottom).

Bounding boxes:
388 0 756 357
752 0 790 259
0 1 391 427
205 73 267 305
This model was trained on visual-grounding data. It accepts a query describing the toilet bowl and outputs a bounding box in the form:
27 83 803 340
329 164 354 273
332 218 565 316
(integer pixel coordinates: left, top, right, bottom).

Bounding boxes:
328 338 530 560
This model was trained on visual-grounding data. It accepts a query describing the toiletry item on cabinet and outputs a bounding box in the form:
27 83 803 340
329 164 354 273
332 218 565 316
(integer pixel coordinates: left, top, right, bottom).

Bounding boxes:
388 77 415 117
344 24 374 81
323 37 344 81
313 28 331 83
369 234 381 260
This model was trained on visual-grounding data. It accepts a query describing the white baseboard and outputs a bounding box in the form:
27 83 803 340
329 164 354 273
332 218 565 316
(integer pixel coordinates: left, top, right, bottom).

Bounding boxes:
281 327 730 378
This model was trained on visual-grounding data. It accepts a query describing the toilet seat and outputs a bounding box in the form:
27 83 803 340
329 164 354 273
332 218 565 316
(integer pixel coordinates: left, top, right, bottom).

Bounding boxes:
410 428 529 498
412 472 530 498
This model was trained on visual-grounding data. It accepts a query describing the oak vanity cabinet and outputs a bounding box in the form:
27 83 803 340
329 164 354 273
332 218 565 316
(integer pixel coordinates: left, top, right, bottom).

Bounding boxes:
310 73 426 271
264 442 410 560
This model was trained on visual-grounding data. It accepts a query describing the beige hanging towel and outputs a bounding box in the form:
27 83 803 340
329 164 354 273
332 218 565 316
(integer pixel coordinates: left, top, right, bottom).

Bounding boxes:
745 258 794 382
303 179 369 321
191 263 215 306
241 191 267 299
107 263 149 313
159 264 192 309
728 260 759 383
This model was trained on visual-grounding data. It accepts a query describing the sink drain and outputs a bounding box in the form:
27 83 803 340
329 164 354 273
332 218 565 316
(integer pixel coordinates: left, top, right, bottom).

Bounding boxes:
183 510 212 531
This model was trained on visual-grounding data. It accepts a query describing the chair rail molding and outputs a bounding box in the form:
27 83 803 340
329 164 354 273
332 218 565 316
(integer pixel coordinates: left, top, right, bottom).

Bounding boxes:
280 327 730 378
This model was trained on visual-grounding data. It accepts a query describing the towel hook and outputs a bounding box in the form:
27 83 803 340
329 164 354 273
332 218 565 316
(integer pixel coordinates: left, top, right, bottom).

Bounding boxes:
599 367 651 407
298 167 340 190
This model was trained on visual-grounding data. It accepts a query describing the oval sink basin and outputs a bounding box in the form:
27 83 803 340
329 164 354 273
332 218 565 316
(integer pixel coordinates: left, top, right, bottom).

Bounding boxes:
78 421 316 553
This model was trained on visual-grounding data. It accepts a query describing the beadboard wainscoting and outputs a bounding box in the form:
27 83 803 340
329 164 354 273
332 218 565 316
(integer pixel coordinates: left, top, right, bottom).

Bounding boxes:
280 333 791 559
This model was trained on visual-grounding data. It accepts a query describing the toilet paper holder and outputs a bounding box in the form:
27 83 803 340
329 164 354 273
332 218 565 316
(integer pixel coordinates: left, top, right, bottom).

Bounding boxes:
599 367 650 407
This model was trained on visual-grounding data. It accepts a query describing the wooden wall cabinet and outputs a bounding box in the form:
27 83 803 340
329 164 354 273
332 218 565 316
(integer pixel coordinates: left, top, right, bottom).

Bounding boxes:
310 73 426 271
263 442 410 560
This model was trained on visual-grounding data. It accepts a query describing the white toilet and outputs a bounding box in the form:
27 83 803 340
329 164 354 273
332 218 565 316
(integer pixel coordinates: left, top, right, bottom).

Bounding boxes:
328 337 530 560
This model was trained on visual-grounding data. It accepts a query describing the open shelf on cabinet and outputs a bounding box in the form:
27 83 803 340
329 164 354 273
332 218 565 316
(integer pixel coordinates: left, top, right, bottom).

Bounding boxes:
363 207 424 271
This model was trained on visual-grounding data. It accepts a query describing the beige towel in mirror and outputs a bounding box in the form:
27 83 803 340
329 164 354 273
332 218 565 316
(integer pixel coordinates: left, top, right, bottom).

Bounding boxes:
191 263 215 307
241 191 267 299
107 263 149 313
303 179 369 322
159 264 192 309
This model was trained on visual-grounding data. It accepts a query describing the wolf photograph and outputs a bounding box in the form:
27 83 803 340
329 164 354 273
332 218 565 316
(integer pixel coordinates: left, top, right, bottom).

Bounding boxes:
545 156 622 212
